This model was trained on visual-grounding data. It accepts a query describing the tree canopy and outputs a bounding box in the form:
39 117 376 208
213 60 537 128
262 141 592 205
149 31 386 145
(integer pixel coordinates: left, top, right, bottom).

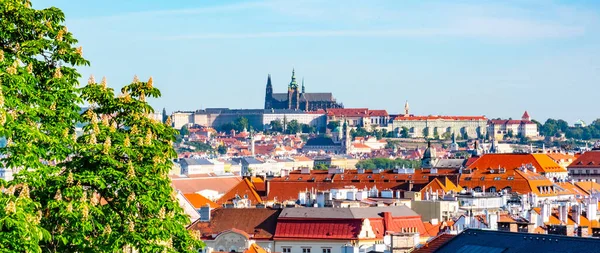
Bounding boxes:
355 158 420 170
0 1 202 251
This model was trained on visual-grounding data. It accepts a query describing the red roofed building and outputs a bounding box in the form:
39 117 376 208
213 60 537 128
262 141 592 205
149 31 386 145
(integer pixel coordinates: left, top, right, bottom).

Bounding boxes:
391 106 487 139
326 108 390 128
568 149 600 181
488 111 539 140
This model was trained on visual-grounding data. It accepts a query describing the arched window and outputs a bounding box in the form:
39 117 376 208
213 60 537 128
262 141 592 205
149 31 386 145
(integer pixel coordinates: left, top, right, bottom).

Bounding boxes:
487 186 497 193
473 187 482 192
502 186 512 193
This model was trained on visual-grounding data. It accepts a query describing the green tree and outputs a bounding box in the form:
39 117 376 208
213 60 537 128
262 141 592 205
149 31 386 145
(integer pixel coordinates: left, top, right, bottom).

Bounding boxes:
433 128 439 139
235 117 249 132
400 127 409 138
314 164 329 170
180 124 190 136
162 107 168 123
0 2 202 251
287 119 301 134
327 121 340 131
217 145 228 155
269 119 283 132
506 129 514 138
422 127 430 138
301 124 316 134
441 132 452 140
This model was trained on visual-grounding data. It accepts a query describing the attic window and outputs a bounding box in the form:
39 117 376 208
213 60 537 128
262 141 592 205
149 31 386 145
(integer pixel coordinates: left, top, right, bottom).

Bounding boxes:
480 177 486 181
298 177 302 181
285 177 290 181
367 175 372 179
589 162 595 165
464 177 472 181
422 175 427 179
507 176 515 180
493 177 501 181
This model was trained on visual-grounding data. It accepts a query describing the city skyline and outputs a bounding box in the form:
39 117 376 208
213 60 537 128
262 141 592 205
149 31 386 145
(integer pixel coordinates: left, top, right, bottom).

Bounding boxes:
33 0 600 124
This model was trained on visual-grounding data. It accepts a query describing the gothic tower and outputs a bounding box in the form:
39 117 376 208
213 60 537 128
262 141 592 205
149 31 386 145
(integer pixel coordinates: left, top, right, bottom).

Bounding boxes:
404 100 410 115
264 74 273 109
287 69 300 110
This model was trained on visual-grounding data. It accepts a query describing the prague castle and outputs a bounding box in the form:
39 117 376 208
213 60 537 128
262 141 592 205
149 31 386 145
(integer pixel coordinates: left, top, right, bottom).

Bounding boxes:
264 69 343 111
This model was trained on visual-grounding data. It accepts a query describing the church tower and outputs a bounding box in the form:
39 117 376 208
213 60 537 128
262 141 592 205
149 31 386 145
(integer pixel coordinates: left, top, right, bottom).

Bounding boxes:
404 100 410 115
264 74 273 109
288 69 300 110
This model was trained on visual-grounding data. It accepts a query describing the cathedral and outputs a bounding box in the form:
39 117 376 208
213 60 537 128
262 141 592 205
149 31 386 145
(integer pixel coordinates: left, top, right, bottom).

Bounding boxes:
264 69 343 111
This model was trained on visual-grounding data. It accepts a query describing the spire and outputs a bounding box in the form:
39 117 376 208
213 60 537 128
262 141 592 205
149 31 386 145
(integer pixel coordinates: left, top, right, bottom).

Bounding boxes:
266 74 272 89
301 77 305 94
404 100 410 115
289 68 297 89
522 110 530 121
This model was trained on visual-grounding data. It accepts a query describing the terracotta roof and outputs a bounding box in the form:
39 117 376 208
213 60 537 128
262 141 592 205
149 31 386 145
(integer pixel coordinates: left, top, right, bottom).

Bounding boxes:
413 233 455 253
171 176 242 194
352 143 372 149
217 178 262 205
555 182 589 197
394 115 487 121
568 150 600 169
188 208 281 240
245 244 268 253
547 153 575 162
574 181 600 195
275 219 363 240
183 193 219 209
522 111 530 119
489 119 535 125
420 177 462 195
467 154 565 173
327 108 370 117
368 110 389 117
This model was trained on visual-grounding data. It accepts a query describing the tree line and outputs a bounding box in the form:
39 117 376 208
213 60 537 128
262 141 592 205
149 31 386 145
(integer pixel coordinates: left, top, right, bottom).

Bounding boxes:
536 118 600 140
355 158 421 170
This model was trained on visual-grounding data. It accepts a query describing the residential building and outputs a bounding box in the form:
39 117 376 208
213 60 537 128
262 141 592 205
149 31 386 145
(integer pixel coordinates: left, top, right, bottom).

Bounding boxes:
326 108 390 128
487 111 539 139
179 158 225 175
460 154 569 200
172 111 194 130
567 149 600 181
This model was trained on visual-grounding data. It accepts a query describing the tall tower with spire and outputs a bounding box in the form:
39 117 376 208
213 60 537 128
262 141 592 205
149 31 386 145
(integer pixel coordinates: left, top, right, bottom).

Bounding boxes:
288 69 300 110
404 101 410 115
264 74 273 109
301 77 305 94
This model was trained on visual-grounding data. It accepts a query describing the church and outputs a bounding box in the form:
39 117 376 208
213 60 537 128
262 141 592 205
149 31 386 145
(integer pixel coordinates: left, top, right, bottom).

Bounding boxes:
264 69 343 111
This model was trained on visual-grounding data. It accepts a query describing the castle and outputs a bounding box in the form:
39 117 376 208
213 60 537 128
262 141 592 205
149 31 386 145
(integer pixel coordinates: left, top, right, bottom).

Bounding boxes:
264 69 343 111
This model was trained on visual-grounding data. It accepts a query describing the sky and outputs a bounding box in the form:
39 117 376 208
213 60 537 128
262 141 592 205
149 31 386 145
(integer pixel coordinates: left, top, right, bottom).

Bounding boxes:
32 0 600 124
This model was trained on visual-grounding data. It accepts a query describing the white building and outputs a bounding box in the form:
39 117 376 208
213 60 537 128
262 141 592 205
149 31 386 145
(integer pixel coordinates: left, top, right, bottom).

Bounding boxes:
487 111 539 139
392 103 487 139
262 109 326 132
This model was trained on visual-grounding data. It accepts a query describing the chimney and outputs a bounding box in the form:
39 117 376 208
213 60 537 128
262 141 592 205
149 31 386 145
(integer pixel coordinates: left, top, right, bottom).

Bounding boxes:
266 180 270 198
587 198 598 221
541 202 550 223
559 204 568 224
200 204 211 221
573 204 581 225
383 211 393 233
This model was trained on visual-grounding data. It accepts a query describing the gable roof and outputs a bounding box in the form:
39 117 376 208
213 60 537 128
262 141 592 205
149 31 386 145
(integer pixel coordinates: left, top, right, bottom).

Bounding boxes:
278 206 419 219
467 153 565 173
171 176 242 194
216 178 262 205
183 193 219 209
568 150 600 169
413 233 455 253
188 208 281 240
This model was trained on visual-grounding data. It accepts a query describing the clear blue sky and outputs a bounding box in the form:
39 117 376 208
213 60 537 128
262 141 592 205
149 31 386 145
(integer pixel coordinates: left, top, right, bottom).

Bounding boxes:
33 0 600 124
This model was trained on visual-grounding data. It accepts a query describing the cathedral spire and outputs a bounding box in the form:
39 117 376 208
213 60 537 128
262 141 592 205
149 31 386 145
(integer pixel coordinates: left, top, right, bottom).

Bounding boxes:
289 68 297 89
302 77 305 93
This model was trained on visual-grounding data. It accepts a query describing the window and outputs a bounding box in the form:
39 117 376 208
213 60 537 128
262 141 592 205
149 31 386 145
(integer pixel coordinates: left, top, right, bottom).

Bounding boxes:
480 176 485 181
282 248 291 253
302 248 311 253
322 249 331 253
493 177 501 181
507 176 514 180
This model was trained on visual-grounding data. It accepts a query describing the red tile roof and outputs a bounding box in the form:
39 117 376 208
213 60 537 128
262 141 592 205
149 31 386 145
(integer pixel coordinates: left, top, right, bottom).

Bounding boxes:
568 150 600 169
188 208 281 240
394 115 487 121
327 108 370 117
489 119 535 125
368 110 389 117
275 219 363 240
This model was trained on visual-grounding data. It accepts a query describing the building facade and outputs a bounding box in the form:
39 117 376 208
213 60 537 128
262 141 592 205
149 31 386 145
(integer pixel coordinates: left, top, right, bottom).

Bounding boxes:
264 70 343 111
392 115 487 139
488 111 539 139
